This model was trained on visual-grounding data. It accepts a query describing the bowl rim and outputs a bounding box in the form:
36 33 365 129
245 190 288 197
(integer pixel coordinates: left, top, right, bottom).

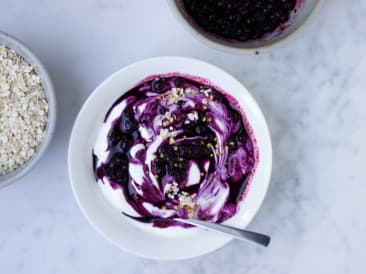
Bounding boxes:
167 0 323 54
0 30 57 188
68 56 272 260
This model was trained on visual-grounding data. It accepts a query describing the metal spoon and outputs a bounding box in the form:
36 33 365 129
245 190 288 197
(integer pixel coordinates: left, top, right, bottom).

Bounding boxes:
122 212 270 247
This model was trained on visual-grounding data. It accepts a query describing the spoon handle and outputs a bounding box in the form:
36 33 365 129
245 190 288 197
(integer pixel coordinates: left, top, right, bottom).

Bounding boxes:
175 218 270 247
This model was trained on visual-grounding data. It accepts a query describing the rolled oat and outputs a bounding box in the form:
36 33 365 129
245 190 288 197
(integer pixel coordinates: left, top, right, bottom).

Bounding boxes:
0 45 48 175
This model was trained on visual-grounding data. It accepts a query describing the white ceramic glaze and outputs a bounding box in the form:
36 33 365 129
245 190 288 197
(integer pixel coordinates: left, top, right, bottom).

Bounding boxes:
68 56 272 260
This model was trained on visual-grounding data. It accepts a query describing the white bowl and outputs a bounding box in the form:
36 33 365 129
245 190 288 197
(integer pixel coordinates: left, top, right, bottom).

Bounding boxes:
0 31 56 188
168 0 321 53
68 56 272 260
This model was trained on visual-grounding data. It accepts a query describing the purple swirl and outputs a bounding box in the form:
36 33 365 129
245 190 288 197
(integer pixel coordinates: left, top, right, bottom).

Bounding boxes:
93 73 258 227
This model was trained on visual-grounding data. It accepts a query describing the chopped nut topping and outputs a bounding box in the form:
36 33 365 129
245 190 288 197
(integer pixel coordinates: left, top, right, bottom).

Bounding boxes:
187 111 199 122
187 112 197 121
165 111 172 119
200 88 212 97
159 128 170 139
165 182 179 199
187 100 195 108
178 191 195 209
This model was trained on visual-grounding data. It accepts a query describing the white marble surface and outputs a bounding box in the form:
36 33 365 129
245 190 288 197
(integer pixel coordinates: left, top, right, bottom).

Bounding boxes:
0 0 366 273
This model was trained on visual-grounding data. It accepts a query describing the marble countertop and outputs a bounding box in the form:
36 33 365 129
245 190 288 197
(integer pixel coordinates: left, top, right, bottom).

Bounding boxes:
1 0 365 273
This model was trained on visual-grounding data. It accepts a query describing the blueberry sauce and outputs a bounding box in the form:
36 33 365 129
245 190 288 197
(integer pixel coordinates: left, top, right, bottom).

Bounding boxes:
181 0 300 42
93 74 258 227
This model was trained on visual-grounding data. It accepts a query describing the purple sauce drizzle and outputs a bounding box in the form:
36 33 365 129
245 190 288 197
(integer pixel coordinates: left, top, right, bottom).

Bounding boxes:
93 74 258 228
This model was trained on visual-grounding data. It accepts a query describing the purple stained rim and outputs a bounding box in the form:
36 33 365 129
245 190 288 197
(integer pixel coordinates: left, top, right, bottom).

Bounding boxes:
93 73 259 228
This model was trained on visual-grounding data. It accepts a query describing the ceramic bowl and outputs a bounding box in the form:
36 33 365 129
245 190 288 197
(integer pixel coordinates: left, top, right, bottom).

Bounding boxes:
168 0 321 53
0 31 56 188
69 57 272 259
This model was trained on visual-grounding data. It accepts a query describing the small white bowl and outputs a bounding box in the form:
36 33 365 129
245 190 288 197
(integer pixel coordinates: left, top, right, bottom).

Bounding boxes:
0 31 56 188
68 56 272 260
168 0 321 53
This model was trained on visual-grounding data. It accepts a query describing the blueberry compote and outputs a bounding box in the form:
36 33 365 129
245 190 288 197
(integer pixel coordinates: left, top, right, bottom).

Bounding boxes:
182 0 299 42
93 74 258 228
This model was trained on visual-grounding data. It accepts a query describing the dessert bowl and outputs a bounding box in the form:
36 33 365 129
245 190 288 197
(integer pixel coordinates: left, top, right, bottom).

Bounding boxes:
68 56 272 260
168 0 321 53
0 31 56 188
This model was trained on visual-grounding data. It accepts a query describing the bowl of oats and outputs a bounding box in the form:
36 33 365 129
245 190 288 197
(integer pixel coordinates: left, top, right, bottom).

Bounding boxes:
0 31 56 188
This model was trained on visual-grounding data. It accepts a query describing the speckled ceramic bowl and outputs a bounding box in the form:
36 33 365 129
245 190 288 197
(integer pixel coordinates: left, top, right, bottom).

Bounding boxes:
0 31 56 188
168 0 321 53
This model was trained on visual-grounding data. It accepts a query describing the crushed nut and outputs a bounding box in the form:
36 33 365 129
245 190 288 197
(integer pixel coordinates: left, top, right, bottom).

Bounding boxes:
178 191 195 209
187 100 195 108
165 182 179 199
160 128 170 139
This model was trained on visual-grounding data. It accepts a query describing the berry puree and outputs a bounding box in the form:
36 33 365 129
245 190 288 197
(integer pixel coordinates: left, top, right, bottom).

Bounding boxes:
93 74 258 228
182 0 303 42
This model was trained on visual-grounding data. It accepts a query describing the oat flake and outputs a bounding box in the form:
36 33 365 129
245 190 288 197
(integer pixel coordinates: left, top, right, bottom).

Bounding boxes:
0 45 48 175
